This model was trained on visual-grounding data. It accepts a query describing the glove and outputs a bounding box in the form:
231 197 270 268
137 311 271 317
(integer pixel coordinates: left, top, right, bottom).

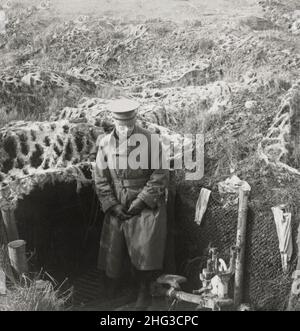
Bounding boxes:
110 204 131 221
128 198 147 216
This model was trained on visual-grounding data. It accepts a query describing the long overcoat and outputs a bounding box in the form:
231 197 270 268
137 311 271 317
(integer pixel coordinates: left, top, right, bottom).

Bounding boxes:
94 125 169 279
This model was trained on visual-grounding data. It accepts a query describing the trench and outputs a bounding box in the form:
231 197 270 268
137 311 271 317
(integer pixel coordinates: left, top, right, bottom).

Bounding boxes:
10 173 299 311
11 180 181 309
10 177 191 309
7 176 299 311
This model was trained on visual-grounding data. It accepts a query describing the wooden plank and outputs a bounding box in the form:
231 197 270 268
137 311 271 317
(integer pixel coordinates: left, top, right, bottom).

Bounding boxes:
194 188 211 226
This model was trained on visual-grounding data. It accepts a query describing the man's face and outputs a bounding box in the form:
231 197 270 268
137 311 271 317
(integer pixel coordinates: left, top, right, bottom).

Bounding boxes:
115 121 135 137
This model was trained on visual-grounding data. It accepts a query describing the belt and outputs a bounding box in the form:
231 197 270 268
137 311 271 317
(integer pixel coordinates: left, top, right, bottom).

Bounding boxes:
112 178 148 188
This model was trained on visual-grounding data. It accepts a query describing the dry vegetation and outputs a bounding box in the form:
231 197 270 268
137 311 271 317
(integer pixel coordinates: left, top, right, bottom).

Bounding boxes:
0 273 72 311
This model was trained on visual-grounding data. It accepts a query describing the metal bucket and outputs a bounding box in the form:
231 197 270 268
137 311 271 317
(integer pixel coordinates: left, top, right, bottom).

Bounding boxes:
8 240 28 275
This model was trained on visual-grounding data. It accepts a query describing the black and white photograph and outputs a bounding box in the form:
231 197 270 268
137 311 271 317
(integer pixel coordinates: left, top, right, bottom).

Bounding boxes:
0 0 299 315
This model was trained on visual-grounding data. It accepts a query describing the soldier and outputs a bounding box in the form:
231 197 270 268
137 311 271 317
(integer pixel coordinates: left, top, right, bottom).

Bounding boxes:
94 98 169 310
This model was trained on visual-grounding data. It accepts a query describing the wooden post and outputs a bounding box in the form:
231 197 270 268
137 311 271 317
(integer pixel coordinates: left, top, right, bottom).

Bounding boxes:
0 216 6 294
1 209 19 242
0 267 6 295
165 171 177 274
290 91 300 168
8 240 28 276
234 186 250 307
0 210 16 284
287 224 300 310
297 222 300 271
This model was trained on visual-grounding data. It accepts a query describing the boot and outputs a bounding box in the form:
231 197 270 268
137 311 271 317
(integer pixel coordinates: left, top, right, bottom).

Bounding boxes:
134 271 158 311
105 277 121 300
106 276 139 311
135 281 152 310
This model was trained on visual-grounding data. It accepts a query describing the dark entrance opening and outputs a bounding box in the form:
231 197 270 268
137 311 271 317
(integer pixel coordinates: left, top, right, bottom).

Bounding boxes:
13 183 138 309
12 180 178 310
15 182 104 283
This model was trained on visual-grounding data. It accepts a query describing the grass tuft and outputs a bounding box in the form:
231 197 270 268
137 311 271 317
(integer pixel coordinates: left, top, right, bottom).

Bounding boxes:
0 273 72 311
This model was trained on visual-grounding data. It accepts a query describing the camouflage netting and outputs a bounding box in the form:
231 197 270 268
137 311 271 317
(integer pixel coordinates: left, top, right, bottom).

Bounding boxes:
258 80 300 174
0 103 195 210
175 183 300 311
0 120 102 210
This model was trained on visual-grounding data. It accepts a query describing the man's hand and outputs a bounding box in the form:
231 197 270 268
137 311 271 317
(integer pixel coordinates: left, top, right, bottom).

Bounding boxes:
128 198 147 216
110 204 131 221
